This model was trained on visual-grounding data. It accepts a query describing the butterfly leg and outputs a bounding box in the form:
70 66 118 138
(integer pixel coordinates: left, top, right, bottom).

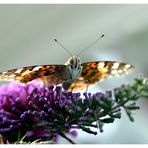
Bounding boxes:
84 79 89 93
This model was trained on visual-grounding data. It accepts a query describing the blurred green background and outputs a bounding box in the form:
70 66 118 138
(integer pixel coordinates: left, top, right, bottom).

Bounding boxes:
0 4 148 144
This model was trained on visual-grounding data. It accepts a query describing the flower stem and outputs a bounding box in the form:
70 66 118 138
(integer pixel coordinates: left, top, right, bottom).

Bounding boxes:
59 133 76 144
112 99 129 110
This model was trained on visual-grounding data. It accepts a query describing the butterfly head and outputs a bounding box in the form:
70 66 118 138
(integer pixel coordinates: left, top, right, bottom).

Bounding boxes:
65 56 81 69
64 56 83 82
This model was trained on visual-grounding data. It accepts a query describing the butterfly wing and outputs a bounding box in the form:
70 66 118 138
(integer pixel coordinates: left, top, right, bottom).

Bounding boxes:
68 61 134 91
0 65 70 85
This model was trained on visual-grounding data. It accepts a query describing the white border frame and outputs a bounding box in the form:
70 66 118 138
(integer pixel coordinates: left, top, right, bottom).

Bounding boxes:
0 0 147 4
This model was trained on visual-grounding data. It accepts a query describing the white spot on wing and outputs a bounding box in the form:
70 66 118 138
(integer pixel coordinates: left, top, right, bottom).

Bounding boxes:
111 70 118 75
123 68 128 72
112 62 120 69
118 69 123 74
15 68 23 74
33 66 42 71
97 62 105 68
125 64 131 69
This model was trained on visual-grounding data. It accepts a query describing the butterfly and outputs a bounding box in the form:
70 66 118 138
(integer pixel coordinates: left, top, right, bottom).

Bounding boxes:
0 36 134 91
0 57 134 91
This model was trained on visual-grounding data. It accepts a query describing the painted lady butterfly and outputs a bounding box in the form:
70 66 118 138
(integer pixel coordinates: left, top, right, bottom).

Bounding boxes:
0 36 134 91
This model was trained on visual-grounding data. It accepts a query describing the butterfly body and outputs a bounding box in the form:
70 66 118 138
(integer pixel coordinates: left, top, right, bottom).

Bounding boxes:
62 56 83 90
65 56 82 79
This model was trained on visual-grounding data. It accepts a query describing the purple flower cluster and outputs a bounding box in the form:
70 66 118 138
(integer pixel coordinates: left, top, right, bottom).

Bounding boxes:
0 80 120 144
0 81 58 143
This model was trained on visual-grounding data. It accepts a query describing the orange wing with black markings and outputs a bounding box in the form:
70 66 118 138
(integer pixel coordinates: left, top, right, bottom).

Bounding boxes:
0 65 70 85
68 61 134 91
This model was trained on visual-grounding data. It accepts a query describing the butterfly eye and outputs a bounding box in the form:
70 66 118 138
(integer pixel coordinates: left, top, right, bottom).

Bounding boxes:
77 58 81 64
70 59 73 64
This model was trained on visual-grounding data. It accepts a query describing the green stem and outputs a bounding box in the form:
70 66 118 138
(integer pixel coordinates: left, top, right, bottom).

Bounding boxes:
59 133 76 144
112 99 129 110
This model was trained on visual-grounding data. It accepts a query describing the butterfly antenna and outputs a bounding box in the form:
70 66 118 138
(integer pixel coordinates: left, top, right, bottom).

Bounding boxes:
54 39 73 57
77 34 105 56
